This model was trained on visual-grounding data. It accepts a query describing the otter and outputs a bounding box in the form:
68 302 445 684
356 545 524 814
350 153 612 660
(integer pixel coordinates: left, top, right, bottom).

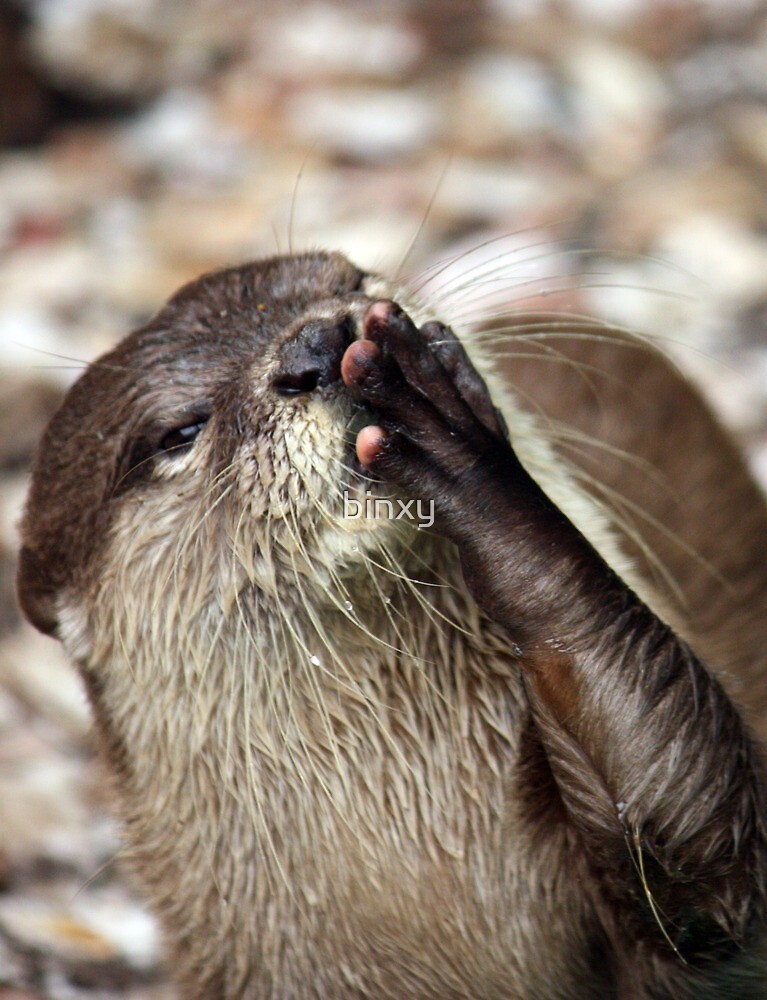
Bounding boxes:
16 250 767 998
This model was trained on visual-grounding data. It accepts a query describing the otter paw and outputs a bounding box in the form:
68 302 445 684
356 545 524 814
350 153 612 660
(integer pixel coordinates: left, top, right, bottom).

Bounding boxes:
340 301 518 507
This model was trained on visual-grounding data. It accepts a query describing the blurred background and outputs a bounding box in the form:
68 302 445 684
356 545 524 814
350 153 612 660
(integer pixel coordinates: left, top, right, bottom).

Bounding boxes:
0 0 766 995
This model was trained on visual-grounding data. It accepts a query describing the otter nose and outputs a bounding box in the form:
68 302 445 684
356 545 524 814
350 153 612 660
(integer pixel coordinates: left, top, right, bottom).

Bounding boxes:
272 317 354 395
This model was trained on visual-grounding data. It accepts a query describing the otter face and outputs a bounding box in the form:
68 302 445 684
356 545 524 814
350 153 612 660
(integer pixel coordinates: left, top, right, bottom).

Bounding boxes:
17 251 415 646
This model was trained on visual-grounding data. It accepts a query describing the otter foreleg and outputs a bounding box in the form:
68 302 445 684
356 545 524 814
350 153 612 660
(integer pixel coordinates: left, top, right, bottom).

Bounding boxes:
341 300 767 966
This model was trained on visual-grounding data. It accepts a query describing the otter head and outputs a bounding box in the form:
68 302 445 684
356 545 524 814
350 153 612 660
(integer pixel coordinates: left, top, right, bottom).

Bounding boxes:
17 251 419 661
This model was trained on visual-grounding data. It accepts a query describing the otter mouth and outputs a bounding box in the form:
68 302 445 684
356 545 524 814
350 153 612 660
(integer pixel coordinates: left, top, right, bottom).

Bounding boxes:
347 403 379 439
344 403 380 483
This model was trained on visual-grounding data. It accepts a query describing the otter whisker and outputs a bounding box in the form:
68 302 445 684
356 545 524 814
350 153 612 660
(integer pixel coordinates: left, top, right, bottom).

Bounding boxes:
626 827 688 966
414 248 618 311
545 423 679 498
570 466 730 594
566 466 689 611
287 145 315 256
294 472 434 659
227 517 303 903
280 502 421 784
393 155 453 283
364 547 474 639
11 342 130 371
409 240 702 315
422 258 611 313
405 233 576 300
466 322 731 380
440 280 696 330
154 462 239 613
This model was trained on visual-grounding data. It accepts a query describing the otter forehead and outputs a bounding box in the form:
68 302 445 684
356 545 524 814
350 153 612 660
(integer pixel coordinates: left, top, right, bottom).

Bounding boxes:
159 250 367 339
17 251 391 637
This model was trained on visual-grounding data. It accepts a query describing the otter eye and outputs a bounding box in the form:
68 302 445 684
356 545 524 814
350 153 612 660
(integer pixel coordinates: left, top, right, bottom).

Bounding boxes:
158 418 209 455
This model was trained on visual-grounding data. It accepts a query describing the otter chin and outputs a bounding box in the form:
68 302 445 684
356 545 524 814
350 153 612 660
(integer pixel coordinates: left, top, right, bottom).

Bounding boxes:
17 250 767 998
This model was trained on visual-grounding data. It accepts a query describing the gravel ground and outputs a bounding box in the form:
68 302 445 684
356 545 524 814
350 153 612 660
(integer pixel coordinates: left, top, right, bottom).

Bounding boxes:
0 0 766 995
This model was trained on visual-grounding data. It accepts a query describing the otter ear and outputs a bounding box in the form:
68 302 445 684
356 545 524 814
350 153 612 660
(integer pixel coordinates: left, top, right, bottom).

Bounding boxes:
16 546 59 636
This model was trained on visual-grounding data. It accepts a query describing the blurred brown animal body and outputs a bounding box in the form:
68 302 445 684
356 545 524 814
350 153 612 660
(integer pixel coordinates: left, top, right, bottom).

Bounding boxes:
16 252 767 997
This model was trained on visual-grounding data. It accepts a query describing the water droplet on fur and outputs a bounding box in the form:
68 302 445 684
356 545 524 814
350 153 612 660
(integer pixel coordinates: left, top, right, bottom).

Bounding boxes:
309 654 321 666
344 600 353 611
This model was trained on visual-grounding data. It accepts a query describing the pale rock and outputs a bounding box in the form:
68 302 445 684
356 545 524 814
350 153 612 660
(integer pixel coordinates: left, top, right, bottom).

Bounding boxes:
602 164 762 252
87 197 145 260
0 751 97 870
0 155 70 218
565 39 668 127
68 891 161 970
730 105 767 169
260 4 421 79
462 54 563 138
0 241 100 312
675 42 767 107
0 685 21 730
294 210 424 278
678 350 767 435
286 87 440 161
0 627 92 739
563 0 647 27
0 473 31 549
656 213 767 305
29 0 181 98
693 0 766 27
0 933 29 990
0 303 66 379
434 159 579 223
563 39 668 172
121 89 248 183
582 256 716 348
0 894 118 963
487 0 550 19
